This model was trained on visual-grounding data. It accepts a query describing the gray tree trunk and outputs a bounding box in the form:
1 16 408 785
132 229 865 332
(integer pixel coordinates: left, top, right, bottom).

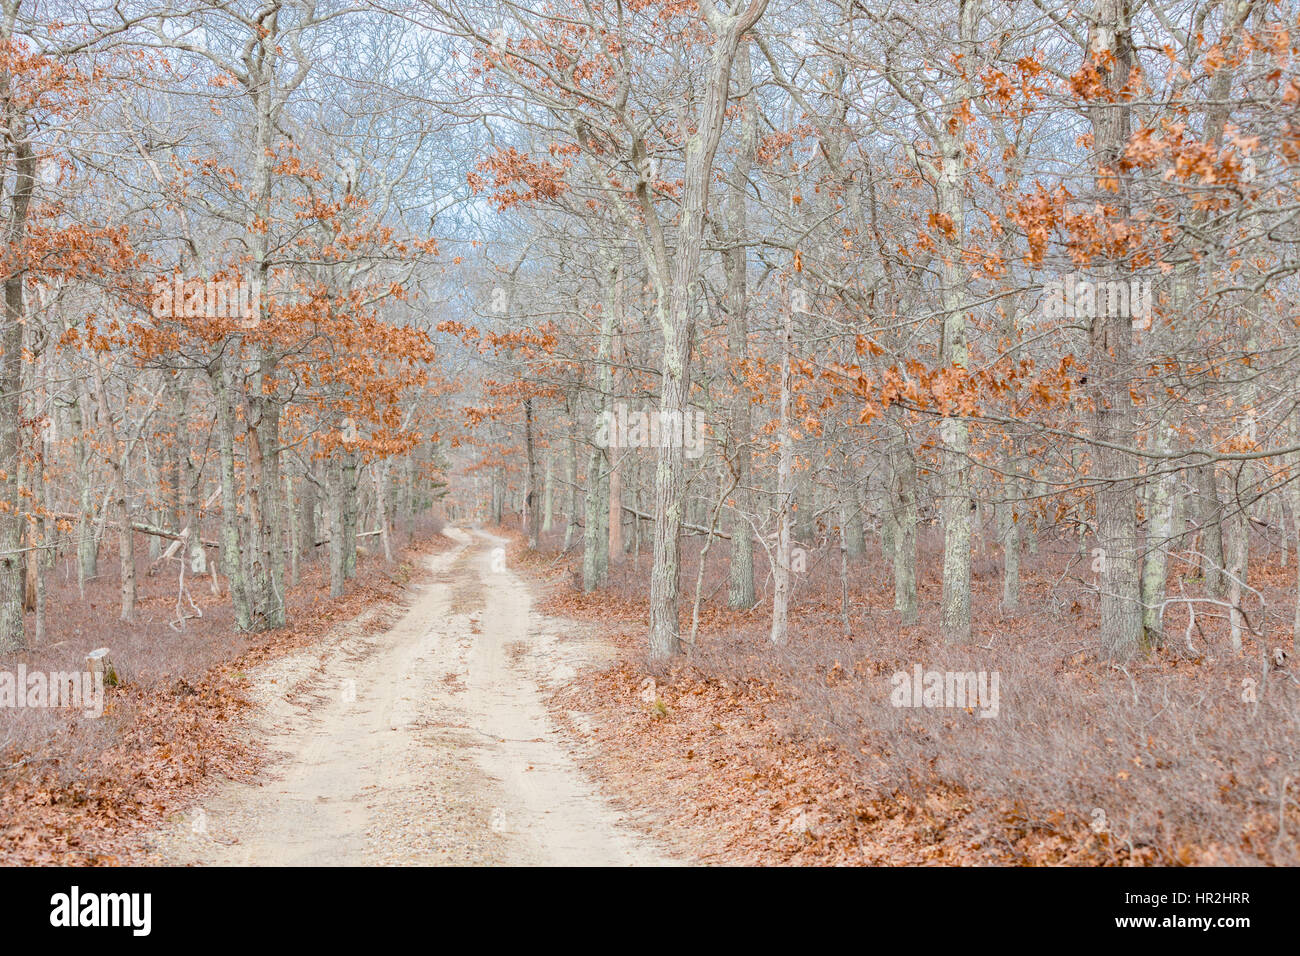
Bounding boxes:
937 0 978 644
1001 473 1021 611
582 273 618 590
327 454 346 598
646 4 770 661
1193 463 1226 597
563 393 579 551
524 397 540 549
1140 428 1176 647
0 111 34 652
542 451 554 534
1089 0 1143 661
211 363 252 629
890 422 919 625
770 287 793 646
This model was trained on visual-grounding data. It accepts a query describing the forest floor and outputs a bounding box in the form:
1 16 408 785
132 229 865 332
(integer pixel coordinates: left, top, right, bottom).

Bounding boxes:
10 516 1294 866
516 522 1300 866
143 529 675 866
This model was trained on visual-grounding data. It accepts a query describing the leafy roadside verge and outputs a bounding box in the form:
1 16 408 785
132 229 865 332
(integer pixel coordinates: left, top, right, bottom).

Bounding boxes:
511 533 1297 867
508 542 1018 865
545 636 1084 866
0 525 452 866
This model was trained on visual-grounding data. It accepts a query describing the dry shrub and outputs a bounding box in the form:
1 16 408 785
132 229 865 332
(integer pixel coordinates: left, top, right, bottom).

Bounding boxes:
536 519 1300 864
736 633 1300 865
0 514 448 862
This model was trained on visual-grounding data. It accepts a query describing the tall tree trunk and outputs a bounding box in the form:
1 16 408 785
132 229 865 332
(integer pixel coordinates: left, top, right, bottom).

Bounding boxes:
1193 462 1226 596
839 452 864 561
582 437 609 590
608 450 622 563
770 285 793 646
241 43 287 630
211 362 252 629
26 339 45 642
327 454 346 598
342 449 359 579
180 387 206 579
938 0 978 644
1001 471 1021 611
374 462 393 562
583 279 617 590
524 397 540 549
648 307 691 658
606 283 624 564
1141 428 1176 648
299 468 317 580
287 472 300 585
1225 467 1250 654
646 2 769 660
246 365 285 628
0 109 34 653
889 419 919 625
542 451 554 534
563 392 579 550
90 356 136 622
491 466 503 525
1088 0 1143 661
1291 475 1300 645
69 388 98 590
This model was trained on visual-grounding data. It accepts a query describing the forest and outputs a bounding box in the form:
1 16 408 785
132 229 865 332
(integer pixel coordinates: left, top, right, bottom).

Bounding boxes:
0 0 1297 876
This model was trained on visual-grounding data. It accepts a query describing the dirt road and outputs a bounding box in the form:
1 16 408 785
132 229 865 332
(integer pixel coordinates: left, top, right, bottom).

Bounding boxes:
147 529 675 866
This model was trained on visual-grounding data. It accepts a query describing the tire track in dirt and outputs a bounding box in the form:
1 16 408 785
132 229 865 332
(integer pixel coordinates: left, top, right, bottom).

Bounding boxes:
145 528 675 867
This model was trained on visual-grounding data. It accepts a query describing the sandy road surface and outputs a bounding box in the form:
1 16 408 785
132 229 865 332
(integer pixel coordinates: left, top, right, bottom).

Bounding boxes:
147 529 674 867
